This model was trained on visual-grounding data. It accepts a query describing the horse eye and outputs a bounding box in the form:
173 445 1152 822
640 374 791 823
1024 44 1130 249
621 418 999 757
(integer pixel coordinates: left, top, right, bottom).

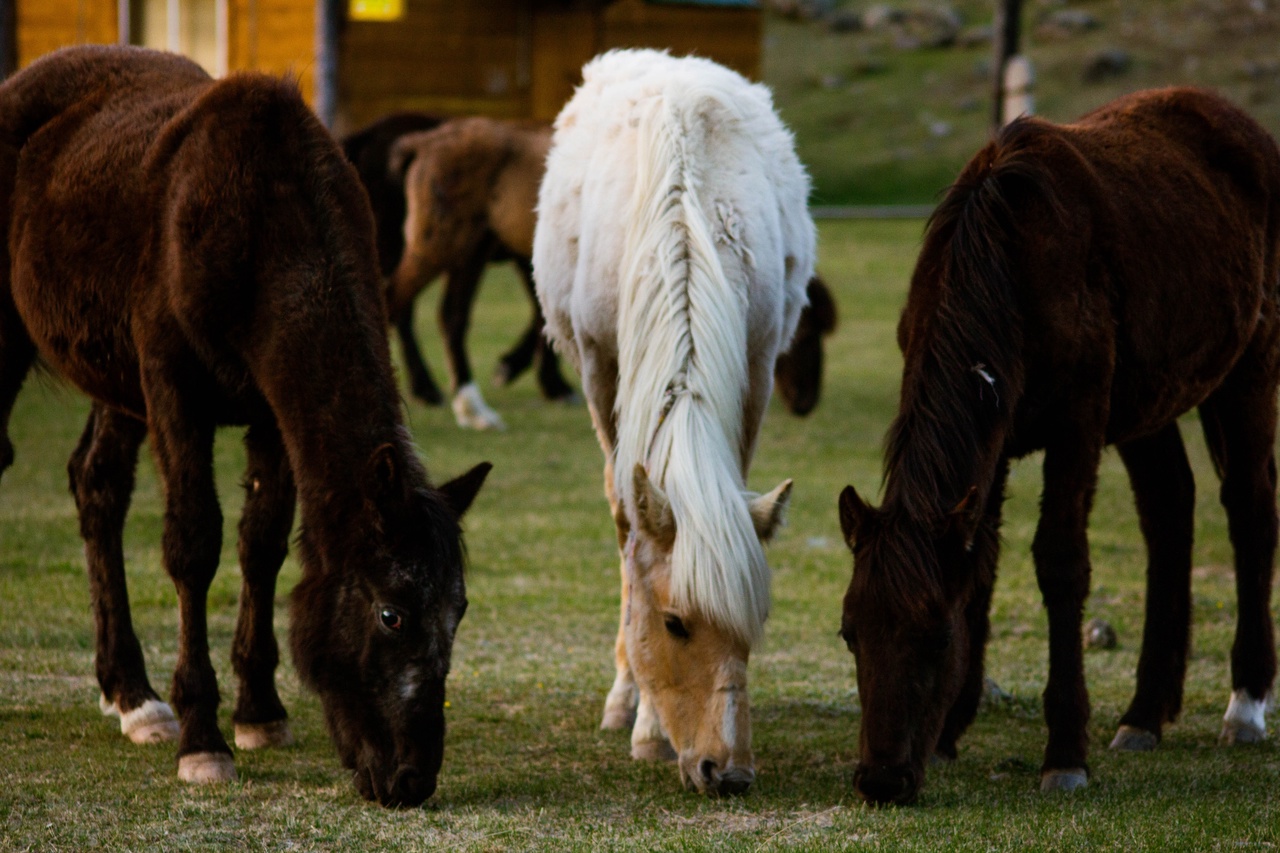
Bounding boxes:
379 608 403 632
663 614 690 640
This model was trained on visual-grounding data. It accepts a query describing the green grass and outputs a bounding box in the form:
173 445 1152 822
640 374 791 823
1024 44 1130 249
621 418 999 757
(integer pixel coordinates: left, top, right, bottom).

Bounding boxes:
770 0 1280 204
3 221 1280 850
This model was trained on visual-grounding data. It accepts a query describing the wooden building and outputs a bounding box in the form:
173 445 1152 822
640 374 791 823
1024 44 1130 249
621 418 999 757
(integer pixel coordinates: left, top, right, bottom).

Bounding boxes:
7 0 760 132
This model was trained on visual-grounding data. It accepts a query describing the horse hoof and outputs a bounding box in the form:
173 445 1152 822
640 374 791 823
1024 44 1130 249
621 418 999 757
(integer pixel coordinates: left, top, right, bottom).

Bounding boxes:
631 739 678 762
600 706 636 731
553 390 583 406
1109 725 1158 752
1220 688 1269 745
234 720 295 750
1220 720 1267 745
1039 769 1087 792
100 695 180 744
452 383 506 430
177 752 238 784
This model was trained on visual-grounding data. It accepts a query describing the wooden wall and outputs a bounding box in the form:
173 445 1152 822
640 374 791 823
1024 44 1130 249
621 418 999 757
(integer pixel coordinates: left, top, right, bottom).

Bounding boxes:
339 0 761 131
16 0 118 65
337 0 536 134
12 1 759 133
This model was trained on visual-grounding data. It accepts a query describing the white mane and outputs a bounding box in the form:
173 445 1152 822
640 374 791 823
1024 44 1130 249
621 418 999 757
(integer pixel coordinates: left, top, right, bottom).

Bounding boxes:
534 50 816 644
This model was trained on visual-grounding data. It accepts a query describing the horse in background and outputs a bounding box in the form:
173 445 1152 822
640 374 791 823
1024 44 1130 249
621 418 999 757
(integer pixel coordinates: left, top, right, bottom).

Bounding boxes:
534 49 816 794
344 114 574 429
838 87 1280 804
349 113 837 429
0 46 490 805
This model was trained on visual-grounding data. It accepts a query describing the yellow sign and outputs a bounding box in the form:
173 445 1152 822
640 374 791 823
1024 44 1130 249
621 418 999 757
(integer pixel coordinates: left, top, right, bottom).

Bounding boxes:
349 0 403 22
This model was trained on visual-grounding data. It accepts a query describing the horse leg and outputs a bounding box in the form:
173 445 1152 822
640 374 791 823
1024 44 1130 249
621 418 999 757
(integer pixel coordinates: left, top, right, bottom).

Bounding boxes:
231 422 297 750
936 458 1008 760
0 287 35 479
142 360 234 782
498 257 575 401
1110 422 1195 751
493 257 539 388
1032 436 1103 792
1199 369 1279 745
394 301 444 406
442 238 505 430
68 405 180 744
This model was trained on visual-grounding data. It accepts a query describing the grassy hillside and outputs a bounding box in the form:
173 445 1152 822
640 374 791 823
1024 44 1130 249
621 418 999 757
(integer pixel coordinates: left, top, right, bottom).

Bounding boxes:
768 0 1280 203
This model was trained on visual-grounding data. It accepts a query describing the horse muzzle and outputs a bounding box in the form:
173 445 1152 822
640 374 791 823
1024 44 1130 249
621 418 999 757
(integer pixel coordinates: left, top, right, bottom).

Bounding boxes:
853 762 920 805
680 756 755 796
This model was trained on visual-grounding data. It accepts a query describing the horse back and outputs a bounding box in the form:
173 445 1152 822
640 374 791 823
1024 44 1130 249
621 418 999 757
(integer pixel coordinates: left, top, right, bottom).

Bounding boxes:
916 88 1280 446
3 46 382 420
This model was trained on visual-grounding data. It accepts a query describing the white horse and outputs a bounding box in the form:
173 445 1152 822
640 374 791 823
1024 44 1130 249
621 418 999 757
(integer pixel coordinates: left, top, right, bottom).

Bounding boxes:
533 49 816 794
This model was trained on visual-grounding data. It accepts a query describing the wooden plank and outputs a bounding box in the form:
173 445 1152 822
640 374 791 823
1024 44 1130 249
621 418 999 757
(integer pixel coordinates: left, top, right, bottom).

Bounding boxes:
530 7 597 120
601 0 760 80
17 0 118 67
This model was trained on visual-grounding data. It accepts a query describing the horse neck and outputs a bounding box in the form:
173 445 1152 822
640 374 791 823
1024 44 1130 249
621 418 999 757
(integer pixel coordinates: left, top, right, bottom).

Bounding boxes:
254 273 420 542
882 215 1025 524
611 90 771 645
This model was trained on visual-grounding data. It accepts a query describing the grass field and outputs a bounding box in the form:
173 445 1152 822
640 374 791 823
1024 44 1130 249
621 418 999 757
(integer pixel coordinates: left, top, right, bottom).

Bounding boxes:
2 220 1279 850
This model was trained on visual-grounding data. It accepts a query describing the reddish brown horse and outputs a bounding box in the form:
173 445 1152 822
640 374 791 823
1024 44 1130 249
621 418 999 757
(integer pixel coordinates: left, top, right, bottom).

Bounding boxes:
0 46 489 806
838 88 1280 804
348 112 836 427
342 114 574 424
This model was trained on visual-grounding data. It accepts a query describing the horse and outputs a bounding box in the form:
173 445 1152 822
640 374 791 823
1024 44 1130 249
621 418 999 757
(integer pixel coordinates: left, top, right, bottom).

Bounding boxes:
533 49 816 794
0 46 490 806
357 114 835 428
837 87 1280 804
342 114 575 429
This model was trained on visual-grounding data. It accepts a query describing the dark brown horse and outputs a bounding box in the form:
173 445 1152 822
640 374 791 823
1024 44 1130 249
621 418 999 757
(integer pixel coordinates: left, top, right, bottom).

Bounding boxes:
343 114 574 428
0 46 490 806
838 88 1280 804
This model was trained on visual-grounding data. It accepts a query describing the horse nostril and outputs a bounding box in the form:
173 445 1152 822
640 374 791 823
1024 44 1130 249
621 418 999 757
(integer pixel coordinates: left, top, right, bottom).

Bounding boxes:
699 758 719 784
389 766 433 807
854 764 916 805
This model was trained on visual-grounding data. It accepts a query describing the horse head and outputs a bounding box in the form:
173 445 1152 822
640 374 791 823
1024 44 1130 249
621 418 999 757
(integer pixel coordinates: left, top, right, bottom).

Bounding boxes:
290 447 490 807
624 465 791 795
837 485 982 805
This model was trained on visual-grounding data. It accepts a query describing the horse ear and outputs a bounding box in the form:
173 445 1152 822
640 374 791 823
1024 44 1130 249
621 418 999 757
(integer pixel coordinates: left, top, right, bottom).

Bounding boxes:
388 137 418 182
438 462 493 519
948 485 982 550
366 443 409 507
750 479 793 542
633 464 675 548
838 485 874 546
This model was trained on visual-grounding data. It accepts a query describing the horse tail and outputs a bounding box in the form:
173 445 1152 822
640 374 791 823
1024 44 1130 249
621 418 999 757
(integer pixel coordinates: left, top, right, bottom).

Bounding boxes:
614 83 769 644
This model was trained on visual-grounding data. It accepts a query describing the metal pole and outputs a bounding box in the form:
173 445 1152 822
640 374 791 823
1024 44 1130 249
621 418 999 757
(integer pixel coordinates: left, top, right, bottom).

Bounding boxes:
315 0 342 129
991 0 1023 130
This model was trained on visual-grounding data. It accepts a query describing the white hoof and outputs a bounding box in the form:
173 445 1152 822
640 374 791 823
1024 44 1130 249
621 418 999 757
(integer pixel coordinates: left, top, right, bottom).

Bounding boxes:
631 739 678 762
234 720 295 750
1220 688 1269 745
1110 725 1158 752
452 383 506 430
177 752 238 783
100 695 180 744
1040 769 1088 792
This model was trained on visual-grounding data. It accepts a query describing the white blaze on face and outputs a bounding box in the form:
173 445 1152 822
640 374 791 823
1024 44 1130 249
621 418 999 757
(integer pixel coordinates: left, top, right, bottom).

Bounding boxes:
720 685 739 752
400 666 422 702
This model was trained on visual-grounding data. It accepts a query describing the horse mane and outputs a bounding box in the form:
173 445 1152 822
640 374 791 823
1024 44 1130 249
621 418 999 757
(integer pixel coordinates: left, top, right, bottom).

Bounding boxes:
883 118 1061 535
613 70 769 645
